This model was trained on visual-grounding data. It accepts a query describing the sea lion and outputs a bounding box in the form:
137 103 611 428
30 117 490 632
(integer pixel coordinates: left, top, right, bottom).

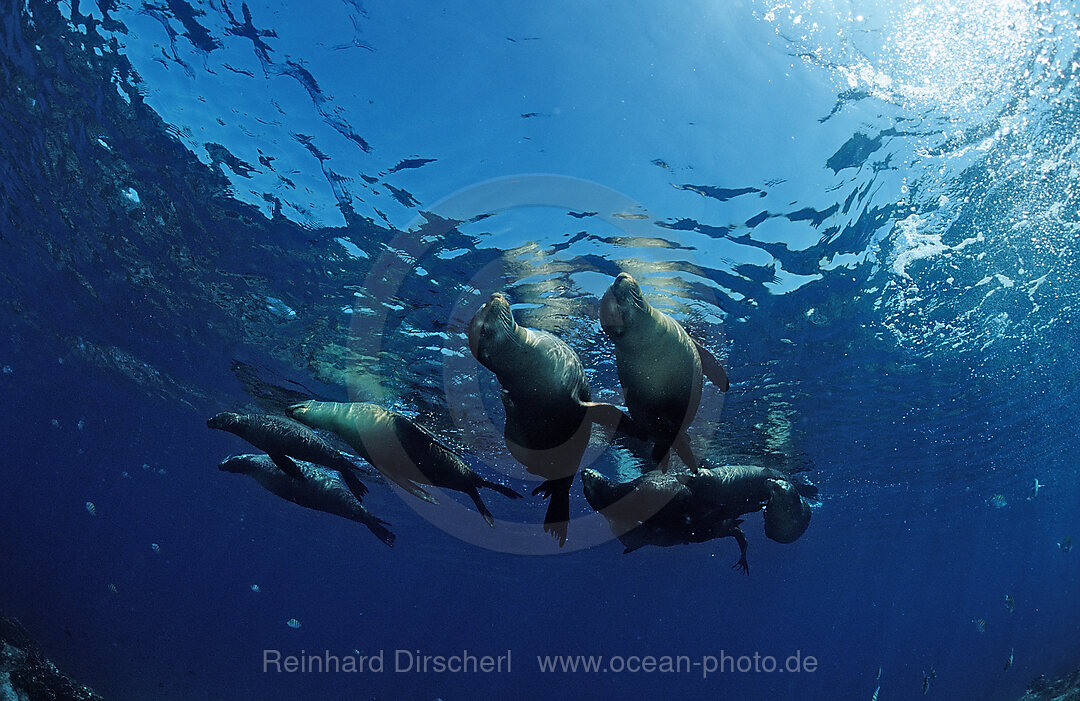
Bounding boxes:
219 454 393 547
599 272 728 471
467 292 643 545
581 468 750 572
684 463 818 513
762 478 811 544
206 411 371 502
287 400 522 527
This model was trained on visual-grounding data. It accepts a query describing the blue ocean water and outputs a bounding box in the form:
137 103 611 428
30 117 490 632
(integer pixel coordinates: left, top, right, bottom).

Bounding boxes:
2 0 1079 699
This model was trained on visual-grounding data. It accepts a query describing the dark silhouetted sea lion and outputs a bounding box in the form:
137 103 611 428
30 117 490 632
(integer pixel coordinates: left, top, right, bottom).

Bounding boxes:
206 411 371 502
468 292 643 545
287 400 521 527
599 272 728 471
219 454 393 547
581 468 750 572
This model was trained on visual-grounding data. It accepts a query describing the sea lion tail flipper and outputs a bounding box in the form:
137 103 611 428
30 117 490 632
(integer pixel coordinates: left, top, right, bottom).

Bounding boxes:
533 477 572 547
582 402 648 441
338 469 369 500
467 489 497 528
480 478 523 500
365 518 395 547
692 338 729 392
731 527 750 575
795 482 819 500
268 453 306 481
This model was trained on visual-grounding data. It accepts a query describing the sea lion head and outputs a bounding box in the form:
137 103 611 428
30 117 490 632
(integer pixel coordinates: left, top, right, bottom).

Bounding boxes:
600 272 649 339
218 455 252 474
206 412 241 431
763 478 811 544
467 292 519 365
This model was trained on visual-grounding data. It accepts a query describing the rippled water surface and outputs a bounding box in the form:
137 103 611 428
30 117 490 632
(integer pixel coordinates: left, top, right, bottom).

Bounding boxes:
2 1 1079 699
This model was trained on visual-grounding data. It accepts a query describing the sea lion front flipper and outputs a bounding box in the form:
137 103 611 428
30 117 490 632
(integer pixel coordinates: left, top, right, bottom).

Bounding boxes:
581 401 648 441
389 476 439 505
672 433 699 472
268 452 306 481
338 468 370 501
466 488 497 528
731 526 750 575
363 516 395 547
479 478 523 500
692 338 729 392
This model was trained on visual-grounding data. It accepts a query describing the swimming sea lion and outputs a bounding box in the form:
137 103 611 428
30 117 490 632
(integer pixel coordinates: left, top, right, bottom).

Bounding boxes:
684 463 818 514
287 400 522 527
762 478 811 544
599 272 728 471
206 411 371 502
219 454 394 547
468 292 643 545
581 468 750 572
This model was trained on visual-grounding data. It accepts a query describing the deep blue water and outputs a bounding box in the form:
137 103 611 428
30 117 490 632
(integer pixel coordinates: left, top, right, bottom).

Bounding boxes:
2 0 1080 699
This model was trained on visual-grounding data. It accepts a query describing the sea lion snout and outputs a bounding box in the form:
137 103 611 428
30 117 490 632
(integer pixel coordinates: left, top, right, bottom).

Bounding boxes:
206 412 237 430
467 292 515 360
218 456 244 473
600 273 645 337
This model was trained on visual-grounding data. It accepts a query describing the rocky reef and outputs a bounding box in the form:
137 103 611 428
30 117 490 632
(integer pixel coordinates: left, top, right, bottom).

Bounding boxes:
0 614 102 701
1020 667 1080 701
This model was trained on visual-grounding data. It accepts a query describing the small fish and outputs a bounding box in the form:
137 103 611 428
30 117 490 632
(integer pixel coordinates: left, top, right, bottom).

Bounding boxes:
85 501 97 516
1004 648 1014 671
973 618 987 633
151 543 161 554
988 494 1007 509
871 684 880 701
1029 479 1042 499
1005 594 1015 613
922 666 936 694
250 584 261 593
876 664 883 680
107 583 118 594
286 618 301 629
1059 536 1074 553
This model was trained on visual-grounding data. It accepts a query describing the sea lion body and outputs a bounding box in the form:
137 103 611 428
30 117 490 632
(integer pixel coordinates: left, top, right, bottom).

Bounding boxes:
468 292 639 544
219 454 393 547
581 468 749 572
287 400 521 527
687 464 818 512
206 411 370 500
599 273 728 469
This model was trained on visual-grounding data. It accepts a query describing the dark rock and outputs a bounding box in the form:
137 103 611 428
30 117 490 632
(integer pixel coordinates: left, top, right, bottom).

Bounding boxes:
0 614 103 701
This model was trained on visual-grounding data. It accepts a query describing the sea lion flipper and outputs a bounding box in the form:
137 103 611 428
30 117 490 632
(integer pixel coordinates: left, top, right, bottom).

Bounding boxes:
581 401 648 441
692 338 729 392
364 517 395 547
338 469 369 501
672 434 699 472
268 452 306 481
480 478 524 500
389 476 439 505
731 527 750 575
533 477 572 547
466 489 497 528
